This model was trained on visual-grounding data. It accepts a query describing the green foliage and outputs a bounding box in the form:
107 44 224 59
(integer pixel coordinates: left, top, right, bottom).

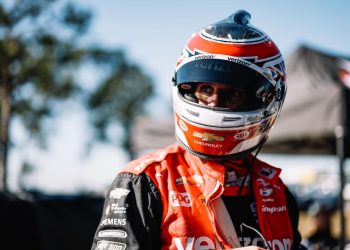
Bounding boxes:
88 55 154 142
0 0 154 177
0 0 92 141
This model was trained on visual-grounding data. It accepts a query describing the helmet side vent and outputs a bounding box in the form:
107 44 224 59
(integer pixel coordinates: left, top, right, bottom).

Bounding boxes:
186 109 200 117
222 116 242 122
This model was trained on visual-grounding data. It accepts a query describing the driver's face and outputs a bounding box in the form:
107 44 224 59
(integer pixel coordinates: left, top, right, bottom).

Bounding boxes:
194 82 246 109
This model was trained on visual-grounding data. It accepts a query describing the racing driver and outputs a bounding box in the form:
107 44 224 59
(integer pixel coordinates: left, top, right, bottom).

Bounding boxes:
91 10 306 250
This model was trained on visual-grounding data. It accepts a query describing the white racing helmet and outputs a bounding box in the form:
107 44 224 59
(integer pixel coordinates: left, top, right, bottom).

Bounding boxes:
172 10 287 160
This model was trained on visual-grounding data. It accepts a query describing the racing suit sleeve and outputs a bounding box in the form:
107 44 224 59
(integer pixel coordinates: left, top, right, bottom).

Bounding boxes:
285 187 307 250
90 172 163 250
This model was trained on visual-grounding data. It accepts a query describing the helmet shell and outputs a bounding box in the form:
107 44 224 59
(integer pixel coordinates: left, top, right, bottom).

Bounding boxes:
172 10 287 159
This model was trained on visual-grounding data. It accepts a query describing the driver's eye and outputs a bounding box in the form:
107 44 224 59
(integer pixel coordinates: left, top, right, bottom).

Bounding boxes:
199 85 214 96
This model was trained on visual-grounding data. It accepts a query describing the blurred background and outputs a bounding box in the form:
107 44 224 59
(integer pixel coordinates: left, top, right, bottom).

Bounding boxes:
1 0 350 249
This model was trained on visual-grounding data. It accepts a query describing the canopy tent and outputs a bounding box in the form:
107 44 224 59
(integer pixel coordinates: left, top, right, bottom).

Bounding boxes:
263 45 350 156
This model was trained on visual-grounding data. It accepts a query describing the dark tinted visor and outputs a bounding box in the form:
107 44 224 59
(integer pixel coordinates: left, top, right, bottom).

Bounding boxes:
176 59 276 111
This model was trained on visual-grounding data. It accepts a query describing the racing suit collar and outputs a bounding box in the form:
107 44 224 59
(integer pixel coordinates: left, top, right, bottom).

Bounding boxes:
184 151 281 185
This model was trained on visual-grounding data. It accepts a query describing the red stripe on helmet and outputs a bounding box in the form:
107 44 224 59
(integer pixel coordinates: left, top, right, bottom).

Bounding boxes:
187 33 280 61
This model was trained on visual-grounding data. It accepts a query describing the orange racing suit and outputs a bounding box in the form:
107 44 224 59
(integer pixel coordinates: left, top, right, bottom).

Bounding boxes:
91 144 303 250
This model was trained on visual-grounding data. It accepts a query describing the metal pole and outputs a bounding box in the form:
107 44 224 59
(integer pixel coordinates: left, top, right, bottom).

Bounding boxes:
335 85 350 249
336 125 346 249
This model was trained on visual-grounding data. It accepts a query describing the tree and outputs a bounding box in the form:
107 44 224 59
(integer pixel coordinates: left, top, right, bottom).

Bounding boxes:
0 0 154 192
87 59 154 160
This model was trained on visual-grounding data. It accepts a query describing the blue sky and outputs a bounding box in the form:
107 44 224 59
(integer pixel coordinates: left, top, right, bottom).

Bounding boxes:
9 0 350 193
79 0 350 104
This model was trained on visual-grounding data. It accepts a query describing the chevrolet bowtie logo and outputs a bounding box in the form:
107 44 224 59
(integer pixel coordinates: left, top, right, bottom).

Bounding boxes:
193 132 224 142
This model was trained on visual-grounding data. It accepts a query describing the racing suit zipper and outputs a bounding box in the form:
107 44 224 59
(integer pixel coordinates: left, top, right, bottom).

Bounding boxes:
206 179 241 249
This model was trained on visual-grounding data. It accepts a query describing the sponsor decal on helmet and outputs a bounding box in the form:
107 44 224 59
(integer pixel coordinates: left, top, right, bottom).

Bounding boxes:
170 191 192 207
247 114 261 124
96 240 126 250
193 131 224 142
179 119 188 131
98 230 127 239
234 131 250 140
262 71 274 82
194 55 215 60
193 140 223 149
109 188 130 199
227 56 251 67
194 60 234 73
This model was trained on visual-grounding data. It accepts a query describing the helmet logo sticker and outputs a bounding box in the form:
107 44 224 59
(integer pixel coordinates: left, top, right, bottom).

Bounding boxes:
179 120 188 131
234 131 250 140
247 115 261 123
193 131 224 142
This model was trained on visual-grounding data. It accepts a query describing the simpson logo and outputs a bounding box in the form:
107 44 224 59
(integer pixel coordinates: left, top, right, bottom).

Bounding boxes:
193 131 224 142
96 240 126 250
109 188 130 199
262 205 287 213
170 191 192 207
174 236 215 250
98 230 127 239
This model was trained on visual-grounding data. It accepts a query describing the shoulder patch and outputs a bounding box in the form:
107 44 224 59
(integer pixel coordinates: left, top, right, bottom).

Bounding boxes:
252 157 281 183
118 144 183 175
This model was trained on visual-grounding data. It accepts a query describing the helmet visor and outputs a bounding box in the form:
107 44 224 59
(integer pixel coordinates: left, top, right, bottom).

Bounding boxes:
175 59 276 111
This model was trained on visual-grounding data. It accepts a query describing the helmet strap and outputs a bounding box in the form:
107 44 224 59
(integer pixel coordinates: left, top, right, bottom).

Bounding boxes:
238 145 263 196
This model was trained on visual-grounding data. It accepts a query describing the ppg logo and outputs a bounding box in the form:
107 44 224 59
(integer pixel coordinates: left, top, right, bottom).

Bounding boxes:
170 191 192 207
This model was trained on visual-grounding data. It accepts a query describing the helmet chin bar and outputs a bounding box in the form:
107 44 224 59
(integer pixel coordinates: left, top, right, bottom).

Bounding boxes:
176 136 267 161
